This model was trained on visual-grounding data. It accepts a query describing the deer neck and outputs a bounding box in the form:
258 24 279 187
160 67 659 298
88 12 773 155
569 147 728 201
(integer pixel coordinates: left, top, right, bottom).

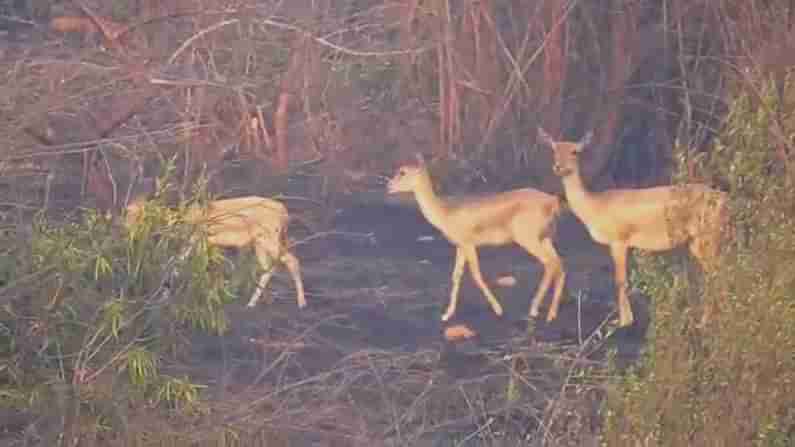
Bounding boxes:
184 203 206 225
560 167 597 215
411 171 450 231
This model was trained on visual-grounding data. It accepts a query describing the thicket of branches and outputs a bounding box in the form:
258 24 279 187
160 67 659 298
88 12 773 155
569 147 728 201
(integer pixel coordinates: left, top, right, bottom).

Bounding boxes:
603 1 795 445
1 0 794 445
0 0 756 214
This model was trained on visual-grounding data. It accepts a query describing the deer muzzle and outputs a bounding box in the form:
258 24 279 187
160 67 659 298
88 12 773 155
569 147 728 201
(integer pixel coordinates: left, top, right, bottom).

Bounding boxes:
386 180 399 194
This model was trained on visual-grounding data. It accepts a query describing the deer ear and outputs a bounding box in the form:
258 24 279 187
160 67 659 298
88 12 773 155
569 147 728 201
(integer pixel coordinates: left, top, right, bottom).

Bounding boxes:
537 127 556 148
575 131 593 153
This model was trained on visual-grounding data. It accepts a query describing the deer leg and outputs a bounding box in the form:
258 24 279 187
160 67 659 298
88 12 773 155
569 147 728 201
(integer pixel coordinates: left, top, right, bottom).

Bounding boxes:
247 243 276 308
177 245 193 263
691 238 719 328
280 250 306 309
540 239 566 322
699 295 717 328
442 247 468 322
463 246 504 318
609 243 633 327
518 238 556 319
248 270 274 308
162 245 194 297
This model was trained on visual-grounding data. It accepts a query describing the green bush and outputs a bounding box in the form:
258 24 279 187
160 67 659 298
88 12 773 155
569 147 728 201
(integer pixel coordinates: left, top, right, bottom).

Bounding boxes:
0 185 235 440
604 75 795 446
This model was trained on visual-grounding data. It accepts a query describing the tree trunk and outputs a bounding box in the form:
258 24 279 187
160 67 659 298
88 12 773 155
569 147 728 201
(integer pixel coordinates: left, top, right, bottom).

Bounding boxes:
589 0 639 186
540 0 568 138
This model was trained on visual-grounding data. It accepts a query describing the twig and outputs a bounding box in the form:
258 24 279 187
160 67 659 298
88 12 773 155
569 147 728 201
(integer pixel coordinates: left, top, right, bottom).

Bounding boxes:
258 18 434 58
476 0 581 155
534 314 612 444
289 230 374 248
168 19 241 65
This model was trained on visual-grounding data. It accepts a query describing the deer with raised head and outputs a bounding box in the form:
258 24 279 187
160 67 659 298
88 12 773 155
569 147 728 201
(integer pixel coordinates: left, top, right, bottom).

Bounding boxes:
387 155 566 322
125 179 306 310
538 127 728 327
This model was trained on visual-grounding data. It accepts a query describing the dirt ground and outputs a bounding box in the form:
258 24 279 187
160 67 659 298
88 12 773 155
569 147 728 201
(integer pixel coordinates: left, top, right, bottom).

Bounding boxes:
165 199 651 446
0 179 652 445
0 125 652 447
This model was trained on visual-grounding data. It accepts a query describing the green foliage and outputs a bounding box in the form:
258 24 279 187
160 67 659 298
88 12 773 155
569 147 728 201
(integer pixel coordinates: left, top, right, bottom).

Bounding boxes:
155 375 207 414
125 347 158 388
604 75 795 445
0 183 239 437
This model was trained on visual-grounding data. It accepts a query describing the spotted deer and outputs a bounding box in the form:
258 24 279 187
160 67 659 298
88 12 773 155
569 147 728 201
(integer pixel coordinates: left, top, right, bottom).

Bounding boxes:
125 179 306 310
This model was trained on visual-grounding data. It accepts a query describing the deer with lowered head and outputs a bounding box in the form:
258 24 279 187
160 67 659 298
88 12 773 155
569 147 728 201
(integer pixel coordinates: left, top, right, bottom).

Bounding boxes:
125 178 306 310
538 127 728 328
387 154 566 322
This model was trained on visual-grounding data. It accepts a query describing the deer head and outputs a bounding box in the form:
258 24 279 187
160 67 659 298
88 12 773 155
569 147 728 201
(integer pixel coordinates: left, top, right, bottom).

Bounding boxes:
538 127 593 177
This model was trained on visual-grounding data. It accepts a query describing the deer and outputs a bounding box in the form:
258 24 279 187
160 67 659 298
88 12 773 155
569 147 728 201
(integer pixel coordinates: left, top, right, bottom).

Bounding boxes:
125 178 306 310
387 154 566 323
538 127 728 328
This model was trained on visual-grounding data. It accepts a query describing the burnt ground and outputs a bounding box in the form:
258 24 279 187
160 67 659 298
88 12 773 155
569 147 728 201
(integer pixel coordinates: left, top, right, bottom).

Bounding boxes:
0 32 650 444
166 200 651 446
320 201 649 354
0 150 651 445
0 183 651 445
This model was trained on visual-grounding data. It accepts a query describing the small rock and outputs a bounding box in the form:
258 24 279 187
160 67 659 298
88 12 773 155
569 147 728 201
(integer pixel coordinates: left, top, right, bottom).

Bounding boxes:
496 275 517 287
444 324 476 341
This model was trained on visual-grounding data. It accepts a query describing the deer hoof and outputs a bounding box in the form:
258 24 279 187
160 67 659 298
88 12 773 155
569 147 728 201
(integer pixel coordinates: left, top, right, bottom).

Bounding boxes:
618 316 634 327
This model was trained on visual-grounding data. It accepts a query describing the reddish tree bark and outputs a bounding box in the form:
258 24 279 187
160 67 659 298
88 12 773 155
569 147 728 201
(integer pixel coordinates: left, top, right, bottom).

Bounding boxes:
581 0 639 186
273 91 292 170
540 0 568 138
273 34 313 170
459 0 499 134
598 0 638 149
397 0 421 85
